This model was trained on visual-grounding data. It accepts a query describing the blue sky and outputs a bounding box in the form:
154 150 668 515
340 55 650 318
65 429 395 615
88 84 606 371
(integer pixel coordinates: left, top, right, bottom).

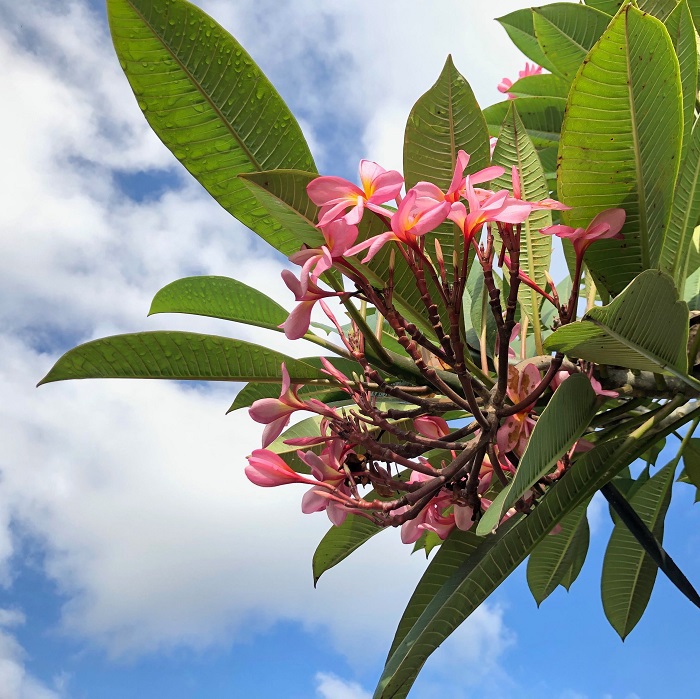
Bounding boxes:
1 0 699 697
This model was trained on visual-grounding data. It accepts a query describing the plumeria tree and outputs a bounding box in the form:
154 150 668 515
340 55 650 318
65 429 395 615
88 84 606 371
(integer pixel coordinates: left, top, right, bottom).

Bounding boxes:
39 0 700 695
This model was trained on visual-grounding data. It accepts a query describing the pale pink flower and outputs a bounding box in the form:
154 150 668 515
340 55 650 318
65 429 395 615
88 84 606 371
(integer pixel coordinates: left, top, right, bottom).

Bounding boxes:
490 137 498 158
551 370 618 399
498 62 543 99
510 166 570 211
245 449 319 487
497 363 540 456
540 208 626 258
280 269 346 340
299 442 352 525
344 188 450 263
307 160 404 227
413 415 450 440
289 219 358 291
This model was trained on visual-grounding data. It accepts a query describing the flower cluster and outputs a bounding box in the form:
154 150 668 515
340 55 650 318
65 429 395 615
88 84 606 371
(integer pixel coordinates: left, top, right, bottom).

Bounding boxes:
244 150 625 545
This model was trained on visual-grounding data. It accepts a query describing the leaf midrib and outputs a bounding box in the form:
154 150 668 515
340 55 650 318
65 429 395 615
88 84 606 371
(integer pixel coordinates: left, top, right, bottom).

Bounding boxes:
125 0 260 169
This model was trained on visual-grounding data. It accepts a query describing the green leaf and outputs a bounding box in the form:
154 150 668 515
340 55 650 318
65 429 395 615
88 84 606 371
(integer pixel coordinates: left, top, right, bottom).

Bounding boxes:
227 380 346 413
378 403 700 698
491 102 552 341
585 0 624 15
664 1 698 163
469 267 498 359
609 465 650 525
544 270 695 388
313 508 384 586
483 97 565 148
680 437 700 488
476 372 598 536
237 170 323 255
661 117 700 290
526 498 591 605
496 9 559 74
532 3 611 82
37 332 325 385
403 55 490 191
558 512 590 591
601 459 676 639
107 0 316 254
637 0 679 21
149 275 289 330
557 4 683 295
508 74 570 99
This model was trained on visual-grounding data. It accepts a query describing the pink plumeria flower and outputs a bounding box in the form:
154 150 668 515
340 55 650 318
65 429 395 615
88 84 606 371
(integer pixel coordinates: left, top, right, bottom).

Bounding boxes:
246 448 321 487
551 370 619 399
451 177 531 243
299 442 352 525
344 188 450 263
413 149 504 214
279 269 347 340
510 166 571 212
490 137 498 158
498 62 543 99
413 415 450 441
249 363 336 447
497 363 541 457
540 208 626 258
289 219 359 292
307 160 404 227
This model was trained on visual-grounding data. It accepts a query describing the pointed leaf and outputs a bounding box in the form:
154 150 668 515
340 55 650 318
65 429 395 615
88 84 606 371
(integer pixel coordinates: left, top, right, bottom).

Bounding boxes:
532 3 611 82
149 275 289 330
37 332 325 385
483 97 565 148
477 372 598 535
491 102 552 336
558 512 590 590
403 55 490 191
601 460 676 639
496 9 559 74
544 270 695 388
106 0 316 255
527 498 591 605
557 4 683 295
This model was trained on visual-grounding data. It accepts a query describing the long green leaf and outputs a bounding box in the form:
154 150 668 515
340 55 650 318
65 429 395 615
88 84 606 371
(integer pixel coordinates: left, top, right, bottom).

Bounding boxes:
585 0 624 15
601 460 676 638
496 9 559 74
544 270 695 388
483 97 565 148
558 511 590 590
107 0 316 255
661 117 700 290
491 102 552 342
557 4 683 295
476 372 598 535
532 3 611 82
637 0 680 21
149 275 289 329
37 332 325 385
526 498 591 605
378 403 700 698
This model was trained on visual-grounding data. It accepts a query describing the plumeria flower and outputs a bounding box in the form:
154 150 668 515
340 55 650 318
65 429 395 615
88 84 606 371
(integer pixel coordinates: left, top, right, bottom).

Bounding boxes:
413 415 450 441
498 62 543 99
540 208 626 258
451 177 531 243
399 472 456 544
307 159 404 227
289 219 358 292
279 269 348 340
344 188 450 263
249 363 335 447
246 448 322 487
298 442 352 525
490 137 498 158
510 166 571 211
497 363 541 457
412 149 504 215
551 370 619 398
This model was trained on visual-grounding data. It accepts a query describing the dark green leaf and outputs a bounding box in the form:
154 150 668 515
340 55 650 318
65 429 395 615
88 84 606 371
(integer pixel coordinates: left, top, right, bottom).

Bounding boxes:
508 74 570 99
483 97 565 148
496 9 559 74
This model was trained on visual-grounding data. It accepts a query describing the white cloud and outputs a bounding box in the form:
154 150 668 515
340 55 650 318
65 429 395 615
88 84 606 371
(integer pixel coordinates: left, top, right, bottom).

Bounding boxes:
0 0 527 687
0 609 62 699
315 673 371 699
